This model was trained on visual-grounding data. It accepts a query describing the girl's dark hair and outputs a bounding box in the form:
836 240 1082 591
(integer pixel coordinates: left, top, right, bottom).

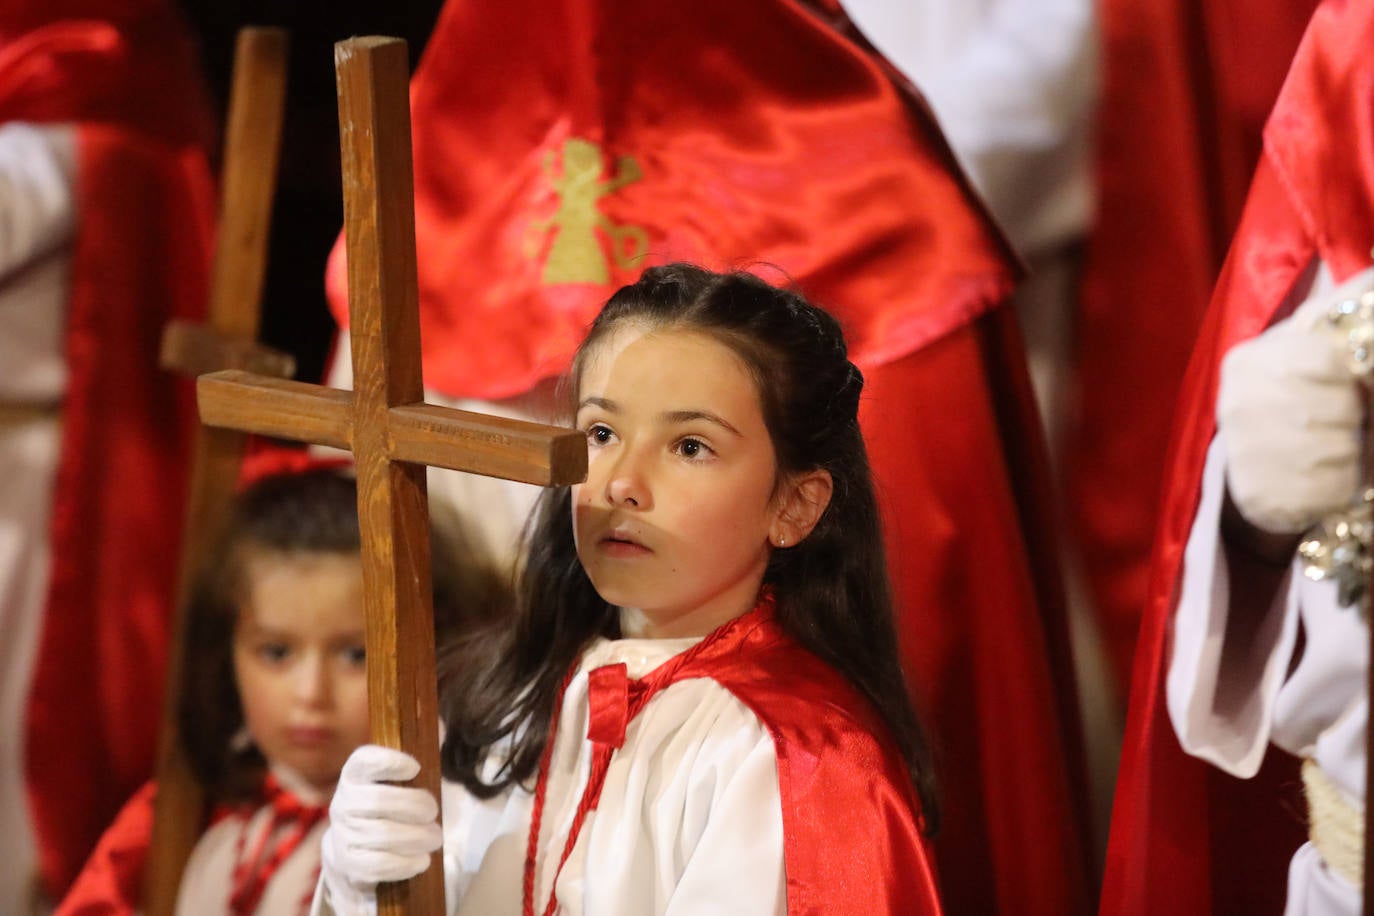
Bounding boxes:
180 466 508 804
439 263 938 830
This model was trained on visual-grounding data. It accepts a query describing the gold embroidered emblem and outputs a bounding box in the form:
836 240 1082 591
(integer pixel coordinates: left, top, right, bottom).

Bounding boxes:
528 138 648 284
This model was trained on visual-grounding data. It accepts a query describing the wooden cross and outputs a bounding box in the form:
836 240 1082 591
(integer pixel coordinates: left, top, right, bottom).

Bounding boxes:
144 27 292 916
197 37 587 915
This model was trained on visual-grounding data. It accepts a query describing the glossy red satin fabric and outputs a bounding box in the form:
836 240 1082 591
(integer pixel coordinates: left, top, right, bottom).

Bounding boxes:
1072 0 1317 692
325 0 1012 399
667 600 942 915
325 1 1093 909
1102 2 1374 911
2 5 216 898
54 781 156 915
861 322 1092 915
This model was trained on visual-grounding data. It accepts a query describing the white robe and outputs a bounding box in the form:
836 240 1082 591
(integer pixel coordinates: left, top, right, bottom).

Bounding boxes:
175 767 330 916
317 635 787 915
1167 264 1366 915
839 0 1096 258
0 120 76 911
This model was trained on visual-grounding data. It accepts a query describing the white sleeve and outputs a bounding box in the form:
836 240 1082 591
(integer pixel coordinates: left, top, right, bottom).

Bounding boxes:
841 0 1097 252
1166 433 1302 777
442 770 529 910
0 122 77 279
662 727 786 915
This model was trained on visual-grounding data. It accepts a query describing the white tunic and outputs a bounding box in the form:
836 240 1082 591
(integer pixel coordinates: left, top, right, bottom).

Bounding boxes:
318 635 787 915
840 0 1097 258
0 120 76 912
1167 264 1366 915
175 767 330 916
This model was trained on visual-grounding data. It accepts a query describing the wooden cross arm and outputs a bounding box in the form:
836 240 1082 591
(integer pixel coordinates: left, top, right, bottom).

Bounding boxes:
161 319 296 379
198 369 588 486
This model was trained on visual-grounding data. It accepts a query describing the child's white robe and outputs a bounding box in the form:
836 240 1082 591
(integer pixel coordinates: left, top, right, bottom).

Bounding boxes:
174 767 329 916
317 634 788 916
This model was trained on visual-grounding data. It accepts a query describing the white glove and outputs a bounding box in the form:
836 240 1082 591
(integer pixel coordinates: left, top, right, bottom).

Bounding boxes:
1218 267 1374 534
318 745 445 915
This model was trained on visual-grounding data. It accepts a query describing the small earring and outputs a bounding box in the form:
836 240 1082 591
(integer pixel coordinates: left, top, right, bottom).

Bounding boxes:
778 536 787 547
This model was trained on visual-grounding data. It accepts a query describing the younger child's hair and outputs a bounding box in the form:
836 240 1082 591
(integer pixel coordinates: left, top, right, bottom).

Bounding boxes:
180 465 509 804
440 263 938 830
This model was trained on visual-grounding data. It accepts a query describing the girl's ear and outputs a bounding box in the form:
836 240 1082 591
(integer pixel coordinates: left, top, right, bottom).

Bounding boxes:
769 469 833 548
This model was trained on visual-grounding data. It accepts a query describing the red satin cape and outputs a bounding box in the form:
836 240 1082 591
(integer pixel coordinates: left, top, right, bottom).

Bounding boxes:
323 0 1094 909
53 782 156 915
0 7 216 898
651 601 942 915
1101 2 1374 911
1072 0 1318 692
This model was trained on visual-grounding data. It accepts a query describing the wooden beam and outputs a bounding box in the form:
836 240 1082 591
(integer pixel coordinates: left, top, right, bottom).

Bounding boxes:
144 26 290 916
160 319 296 378
196 38 587 915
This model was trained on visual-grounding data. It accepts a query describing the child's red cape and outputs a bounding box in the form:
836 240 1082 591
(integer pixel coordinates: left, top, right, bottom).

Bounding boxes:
1101 1 1374 911
53 782 156 915
647 600 943 913
0 2 216 897
324 0 1094 909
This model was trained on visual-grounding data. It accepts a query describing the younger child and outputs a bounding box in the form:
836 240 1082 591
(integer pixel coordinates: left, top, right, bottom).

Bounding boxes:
58 453 509 915
317 264 943 914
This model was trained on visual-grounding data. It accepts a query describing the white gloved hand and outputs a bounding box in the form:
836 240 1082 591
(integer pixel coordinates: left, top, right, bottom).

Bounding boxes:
1218 266 1374 534
318 745 445 915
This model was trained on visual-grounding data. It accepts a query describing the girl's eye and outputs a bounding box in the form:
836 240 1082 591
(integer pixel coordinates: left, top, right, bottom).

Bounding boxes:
256 642 291 664
341 644 367 667
587 424 615 446
674 437 714 460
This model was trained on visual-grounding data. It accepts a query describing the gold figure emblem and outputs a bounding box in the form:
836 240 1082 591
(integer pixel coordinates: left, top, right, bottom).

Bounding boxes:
528 138 648 285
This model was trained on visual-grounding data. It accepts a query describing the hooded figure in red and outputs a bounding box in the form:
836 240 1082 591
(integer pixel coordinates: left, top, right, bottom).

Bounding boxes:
323 0 1093 910
1073 0 1320 693
0 0 216 902
1102 1 1374 911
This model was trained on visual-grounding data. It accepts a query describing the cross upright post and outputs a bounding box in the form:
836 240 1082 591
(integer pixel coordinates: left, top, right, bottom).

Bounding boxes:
145 27 292 916
195 36 587 915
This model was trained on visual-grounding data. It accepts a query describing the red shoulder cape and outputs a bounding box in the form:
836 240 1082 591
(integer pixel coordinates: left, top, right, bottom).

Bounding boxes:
325 1 1095 908
671 604 942 915
54 782 157 916
1101 1 1374 911
0 6 217 897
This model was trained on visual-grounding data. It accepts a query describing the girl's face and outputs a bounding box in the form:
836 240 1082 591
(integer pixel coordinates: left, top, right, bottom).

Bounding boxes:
573 325 785 638
233 549 370 792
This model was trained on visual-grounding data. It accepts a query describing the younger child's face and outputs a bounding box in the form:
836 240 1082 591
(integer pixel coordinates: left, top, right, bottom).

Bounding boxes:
233 550 370 792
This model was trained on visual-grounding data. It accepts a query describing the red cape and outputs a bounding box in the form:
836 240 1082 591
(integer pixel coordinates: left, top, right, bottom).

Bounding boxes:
1101 2 1374 911
54 782 156 916
324 0 1094 909
653 601 942 914
0 5 217 897
1072 0 1318 690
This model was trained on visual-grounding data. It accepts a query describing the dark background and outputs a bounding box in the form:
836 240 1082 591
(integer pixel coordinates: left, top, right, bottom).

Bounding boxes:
176 1 446 383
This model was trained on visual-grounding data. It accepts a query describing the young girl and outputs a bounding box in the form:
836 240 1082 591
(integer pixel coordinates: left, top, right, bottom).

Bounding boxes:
317 264 943 914
58 453 509 915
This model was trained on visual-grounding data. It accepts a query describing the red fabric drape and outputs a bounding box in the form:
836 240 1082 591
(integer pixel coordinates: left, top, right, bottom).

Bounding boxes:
1101 1 1374 910
52 781 156 916
1072 0 1317 692
325 0 1093 909
2 5 216 898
